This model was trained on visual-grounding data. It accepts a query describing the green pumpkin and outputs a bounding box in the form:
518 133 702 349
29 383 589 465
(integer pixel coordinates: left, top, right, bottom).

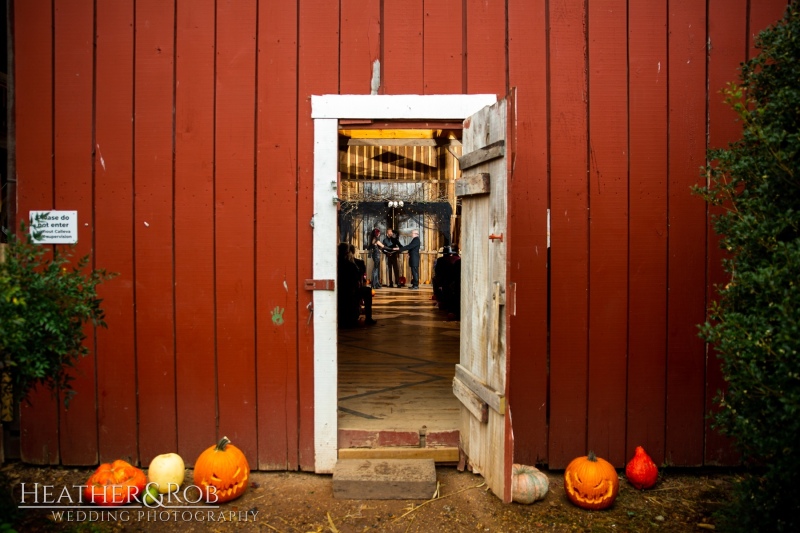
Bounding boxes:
511 463 549 504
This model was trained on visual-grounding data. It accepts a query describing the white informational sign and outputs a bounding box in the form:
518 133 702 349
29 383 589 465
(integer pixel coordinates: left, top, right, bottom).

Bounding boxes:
29 211 79 244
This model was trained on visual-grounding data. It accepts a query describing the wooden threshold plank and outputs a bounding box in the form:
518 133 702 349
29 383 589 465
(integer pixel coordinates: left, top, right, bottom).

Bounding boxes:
338 447 459 463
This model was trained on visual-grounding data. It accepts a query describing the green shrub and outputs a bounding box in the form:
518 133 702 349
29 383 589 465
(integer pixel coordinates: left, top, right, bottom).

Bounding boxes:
697 3 800 531
0 220 115 406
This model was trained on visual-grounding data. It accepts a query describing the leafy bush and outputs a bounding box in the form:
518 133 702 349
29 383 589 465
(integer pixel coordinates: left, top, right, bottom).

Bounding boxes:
0 221 115 406
697 3 800 531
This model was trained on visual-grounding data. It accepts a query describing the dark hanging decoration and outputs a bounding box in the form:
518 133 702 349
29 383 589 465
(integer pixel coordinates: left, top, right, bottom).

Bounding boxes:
338 201 453 245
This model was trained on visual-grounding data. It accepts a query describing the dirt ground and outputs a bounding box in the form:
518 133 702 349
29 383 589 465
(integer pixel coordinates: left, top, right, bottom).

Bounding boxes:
1 460 736 532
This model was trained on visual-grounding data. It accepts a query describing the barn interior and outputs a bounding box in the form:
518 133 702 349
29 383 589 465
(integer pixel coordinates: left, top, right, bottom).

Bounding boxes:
336 125 464 461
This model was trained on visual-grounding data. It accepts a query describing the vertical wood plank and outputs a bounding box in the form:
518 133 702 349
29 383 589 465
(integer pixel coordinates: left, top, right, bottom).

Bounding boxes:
627 0 669 466
134 0 177 465
298 0 340 471
257 0 300 470
53 0 97 467
340 0 380 94
587 0 629 467
215 0 258 464
423 0 463 94
705 0 747 467
507 0 549 465
174 0 217 466
15 0 59 465
748 1 790 54
465 0 506 96
548 0 590 469
383 0 423 94
95 0 138 464
666 0 707 466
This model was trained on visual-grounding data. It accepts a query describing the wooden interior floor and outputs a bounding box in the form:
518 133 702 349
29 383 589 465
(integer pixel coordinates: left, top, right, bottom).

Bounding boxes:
337 285 461 450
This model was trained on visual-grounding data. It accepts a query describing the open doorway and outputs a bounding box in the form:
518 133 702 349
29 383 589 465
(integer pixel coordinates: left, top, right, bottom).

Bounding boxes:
310 94 497 473
335 126 464 461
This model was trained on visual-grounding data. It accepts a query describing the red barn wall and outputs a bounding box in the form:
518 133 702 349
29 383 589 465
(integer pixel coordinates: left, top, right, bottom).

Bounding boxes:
12 0 789 470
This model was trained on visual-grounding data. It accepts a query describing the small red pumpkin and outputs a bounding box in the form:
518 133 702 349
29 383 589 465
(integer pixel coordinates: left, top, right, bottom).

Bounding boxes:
84 459 147 506
193 436 250 503
625 446 658 490
564 451 619 510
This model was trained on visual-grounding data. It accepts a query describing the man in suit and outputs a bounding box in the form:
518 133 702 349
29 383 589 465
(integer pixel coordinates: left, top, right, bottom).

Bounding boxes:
382 228 401 287
401 229 421 289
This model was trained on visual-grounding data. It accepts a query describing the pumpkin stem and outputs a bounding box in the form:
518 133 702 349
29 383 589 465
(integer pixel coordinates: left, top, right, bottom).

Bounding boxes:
216 436 231 451
587 450 597 462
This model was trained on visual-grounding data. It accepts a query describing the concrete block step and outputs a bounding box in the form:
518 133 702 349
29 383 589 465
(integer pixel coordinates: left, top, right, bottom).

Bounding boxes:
332 458 437 500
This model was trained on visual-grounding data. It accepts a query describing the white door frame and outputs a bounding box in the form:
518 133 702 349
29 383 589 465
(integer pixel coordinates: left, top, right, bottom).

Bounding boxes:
310 93 497 473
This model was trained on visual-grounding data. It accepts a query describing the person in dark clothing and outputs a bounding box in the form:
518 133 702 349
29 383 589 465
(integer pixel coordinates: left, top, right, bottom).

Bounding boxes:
349 244 367 286
367 228 387 288
382 228 401 287
432 245 461 318
400 229 421 289
337 242 376 327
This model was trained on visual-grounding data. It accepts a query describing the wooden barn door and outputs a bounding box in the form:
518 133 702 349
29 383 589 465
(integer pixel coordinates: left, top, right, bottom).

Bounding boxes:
454 92 515 503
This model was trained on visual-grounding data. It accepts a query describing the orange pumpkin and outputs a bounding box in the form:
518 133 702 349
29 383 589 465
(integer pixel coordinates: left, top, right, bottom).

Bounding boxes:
84 459 146 506
193 436 250 503
564 451 619 510
625 446 658 490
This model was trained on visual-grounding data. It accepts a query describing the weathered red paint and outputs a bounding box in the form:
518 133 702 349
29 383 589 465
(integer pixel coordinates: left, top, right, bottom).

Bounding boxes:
12 0 791 470
547 0 591 469
383 0 424 94
340 0 380 95
95 0 137 464
256 0 301 471
16 0 59 466
508 0 549 467
297 0 340 471
214 0 259 466
423 0 463 94
704 0 748 467
666 0 709 467
587 0 629 468
53 0 97 466
627 0 669 466
174 0 217 467
133 0 178 466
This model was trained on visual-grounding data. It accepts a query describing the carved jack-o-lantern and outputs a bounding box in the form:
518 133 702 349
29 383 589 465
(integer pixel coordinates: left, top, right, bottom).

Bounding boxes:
192 436 250 503
563 451 619 510
84 459 147 506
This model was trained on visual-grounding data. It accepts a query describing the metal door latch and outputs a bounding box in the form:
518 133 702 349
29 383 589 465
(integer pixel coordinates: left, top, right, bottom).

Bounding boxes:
304 279 335 291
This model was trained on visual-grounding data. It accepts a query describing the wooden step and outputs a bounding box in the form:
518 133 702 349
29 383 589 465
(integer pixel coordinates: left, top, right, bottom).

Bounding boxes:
338 446 458 463
333 458 437 500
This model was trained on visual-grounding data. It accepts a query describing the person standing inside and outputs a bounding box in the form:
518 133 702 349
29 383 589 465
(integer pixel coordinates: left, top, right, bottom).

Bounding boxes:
382 228 401 287
401 228 421 289
367 228 386 288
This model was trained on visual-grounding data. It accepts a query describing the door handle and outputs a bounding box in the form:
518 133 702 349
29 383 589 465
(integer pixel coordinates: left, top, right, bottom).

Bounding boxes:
490 281 505 357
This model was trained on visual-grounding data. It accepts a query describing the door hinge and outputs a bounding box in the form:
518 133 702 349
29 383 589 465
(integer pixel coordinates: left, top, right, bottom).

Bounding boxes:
304 279 335 291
